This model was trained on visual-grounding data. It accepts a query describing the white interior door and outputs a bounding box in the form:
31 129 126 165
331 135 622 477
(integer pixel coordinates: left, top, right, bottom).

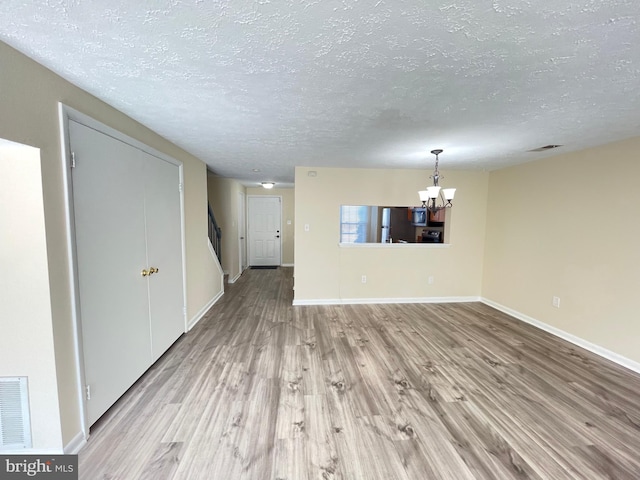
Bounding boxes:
248 196 281 266
238 191 247 272
142 151 185 361
70 121 152 425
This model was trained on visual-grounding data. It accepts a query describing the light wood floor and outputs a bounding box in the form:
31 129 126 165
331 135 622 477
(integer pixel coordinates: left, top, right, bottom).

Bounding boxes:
78 267 640 479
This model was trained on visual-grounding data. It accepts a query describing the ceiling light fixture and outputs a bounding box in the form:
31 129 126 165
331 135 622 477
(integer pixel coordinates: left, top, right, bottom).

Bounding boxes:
418 149 456 211
261 182 275 189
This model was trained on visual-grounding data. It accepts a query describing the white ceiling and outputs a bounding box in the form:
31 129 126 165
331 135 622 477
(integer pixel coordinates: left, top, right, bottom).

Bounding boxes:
2 1 639 187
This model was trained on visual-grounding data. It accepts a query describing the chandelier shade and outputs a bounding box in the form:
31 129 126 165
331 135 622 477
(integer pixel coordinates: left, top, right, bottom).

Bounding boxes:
443 188 456 201
426 186 441 199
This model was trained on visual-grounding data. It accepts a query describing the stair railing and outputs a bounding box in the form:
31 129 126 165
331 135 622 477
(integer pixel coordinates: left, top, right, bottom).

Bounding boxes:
208 204 222 263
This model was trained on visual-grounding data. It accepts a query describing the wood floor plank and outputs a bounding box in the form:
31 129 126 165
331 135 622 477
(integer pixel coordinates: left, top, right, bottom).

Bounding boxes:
138 441 183 480
275 346 305 440
304 394 343 479
271 438 309 480
333 336 383 417
399 404 477 480
300 334 327 395
353 416 413 480
77 267 640 479
434 399 541 479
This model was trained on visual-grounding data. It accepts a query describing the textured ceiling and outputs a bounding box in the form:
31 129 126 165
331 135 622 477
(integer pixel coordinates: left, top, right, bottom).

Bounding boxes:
1 1 639 186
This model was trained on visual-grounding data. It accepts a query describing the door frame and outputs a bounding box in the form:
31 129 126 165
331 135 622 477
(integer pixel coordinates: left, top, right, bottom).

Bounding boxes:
247 194 283 267
238 191 247 275
57 103 188 440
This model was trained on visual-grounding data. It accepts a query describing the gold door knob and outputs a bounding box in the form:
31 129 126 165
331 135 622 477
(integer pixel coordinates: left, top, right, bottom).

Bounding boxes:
141 269 150 277
149 267 159 274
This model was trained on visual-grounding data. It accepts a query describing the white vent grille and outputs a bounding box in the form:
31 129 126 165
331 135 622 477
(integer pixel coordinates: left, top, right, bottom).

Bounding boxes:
0 377 32 449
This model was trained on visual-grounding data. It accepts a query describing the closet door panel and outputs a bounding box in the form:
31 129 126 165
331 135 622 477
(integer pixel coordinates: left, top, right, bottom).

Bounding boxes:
70 121 152 426
141 151 185 361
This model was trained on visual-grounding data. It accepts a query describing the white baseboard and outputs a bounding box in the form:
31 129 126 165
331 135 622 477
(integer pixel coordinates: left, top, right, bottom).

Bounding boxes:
64 431 87 454
188 287 224 331
292 298 341 306
292 296 480 306
481 297 640 375
228 272 241 284
0 429 82 455
281 263 294 267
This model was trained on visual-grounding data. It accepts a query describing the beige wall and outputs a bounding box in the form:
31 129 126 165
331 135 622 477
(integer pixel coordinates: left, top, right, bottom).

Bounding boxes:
0 41 217 449
207 175 246 281
0 142 63 451
246 187 295 266
294 167 489 302
184 162 225 325
482 137 640 364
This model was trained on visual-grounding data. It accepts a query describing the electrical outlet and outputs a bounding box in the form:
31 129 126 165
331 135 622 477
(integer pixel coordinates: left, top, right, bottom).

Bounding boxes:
428 276 434 285
361 275 367 284
552 296 560 308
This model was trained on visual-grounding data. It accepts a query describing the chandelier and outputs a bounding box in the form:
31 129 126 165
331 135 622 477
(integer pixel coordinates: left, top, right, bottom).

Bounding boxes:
418 149 456 211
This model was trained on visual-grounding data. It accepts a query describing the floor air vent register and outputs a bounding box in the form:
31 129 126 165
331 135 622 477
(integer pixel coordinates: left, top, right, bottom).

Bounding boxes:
0 377 32 449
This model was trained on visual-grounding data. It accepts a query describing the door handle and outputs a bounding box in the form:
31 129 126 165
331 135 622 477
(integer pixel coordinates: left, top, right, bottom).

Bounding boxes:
142 267 159 277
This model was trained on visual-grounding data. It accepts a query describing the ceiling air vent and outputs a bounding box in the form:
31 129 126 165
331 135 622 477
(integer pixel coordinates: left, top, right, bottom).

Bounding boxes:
0 377 32 449
528 144 563 152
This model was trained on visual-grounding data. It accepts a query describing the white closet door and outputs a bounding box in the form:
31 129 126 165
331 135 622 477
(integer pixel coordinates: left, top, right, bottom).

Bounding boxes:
141 150 185 361
70 121 152 425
